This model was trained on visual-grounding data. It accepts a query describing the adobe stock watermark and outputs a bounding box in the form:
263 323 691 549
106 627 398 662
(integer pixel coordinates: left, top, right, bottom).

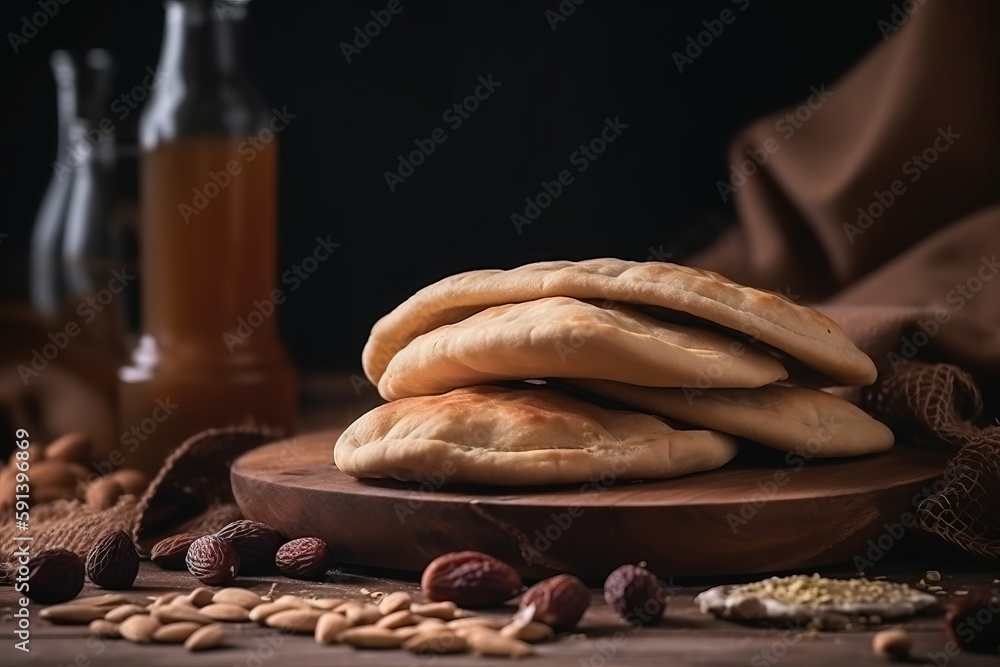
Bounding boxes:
682 332 762 404
179 107 298 224
749 621 812 667
339 0 413 63
578 575 681 667
16 268 135 385
223 236 339 351
549 299 619 363
681 286 799 403
544 0 586 31
877 0 927 41
92 398 179 475
726 412 843 534
886 254 998 370
7 0 70 54
716 84 833 202
843 125 960 244
393 460 458 524
672 0 751 73
383 74 502 192
924 598 1000 666
852 469 957 573
510 116 629 234
525 448 641 566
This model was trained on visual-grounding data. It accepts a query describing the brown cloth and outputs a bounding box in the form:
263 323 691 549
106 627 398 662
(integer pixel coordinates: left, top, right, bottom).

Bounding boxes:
693 0 1000 557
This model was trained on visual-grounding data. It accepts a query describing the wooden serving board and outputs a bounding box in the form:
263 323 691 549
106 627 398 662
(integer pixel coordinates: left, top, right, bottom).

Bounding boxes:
231 431 948 580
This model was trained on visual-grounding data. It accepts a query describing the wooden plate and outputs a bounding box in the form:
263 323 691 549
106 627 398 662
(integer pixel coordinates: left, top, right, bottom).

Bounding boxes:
231 431 948 579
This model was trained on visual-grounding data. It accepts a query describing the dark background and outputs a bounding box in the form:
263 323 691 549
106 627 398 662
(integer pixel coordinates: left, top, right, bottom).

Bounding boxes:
0 0 890 371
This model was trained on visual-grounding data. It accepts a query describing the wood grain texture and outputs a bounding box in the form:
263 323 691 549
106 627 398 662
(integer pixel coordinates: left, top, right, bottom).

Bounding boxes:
231 432 949 579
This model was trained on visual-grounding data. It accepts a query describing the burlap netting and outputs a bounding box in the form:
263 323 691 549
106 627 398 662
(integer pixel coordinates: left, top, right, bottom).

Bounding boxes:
861 362 1000 558
0 427 276 564
1 361 998 567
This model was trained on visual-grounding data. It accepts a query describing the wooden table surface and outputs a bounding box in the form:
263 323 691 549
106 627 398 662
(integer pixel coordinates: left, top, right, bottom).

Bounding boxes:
3 374 999 666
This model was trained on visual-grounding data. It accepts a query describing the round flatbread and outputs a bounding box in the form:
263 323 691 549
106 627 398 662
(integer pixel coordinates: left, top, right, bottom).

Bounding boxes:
334 385 740 486
569 379 894 456
378 297 788 400
362 259 876 387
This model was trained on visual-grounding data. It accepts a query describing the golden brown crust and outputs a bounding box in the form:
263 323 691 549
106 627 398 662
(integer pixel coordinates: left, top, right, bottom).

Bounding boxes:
333 386 739 486
378 298 787 400
362 259 876 388
570 380 894 456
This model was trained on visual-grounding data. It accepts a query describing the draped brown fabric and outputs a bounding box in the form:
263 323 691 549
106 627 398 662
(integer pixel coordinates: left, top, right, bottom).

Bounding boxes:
693 0 1000 556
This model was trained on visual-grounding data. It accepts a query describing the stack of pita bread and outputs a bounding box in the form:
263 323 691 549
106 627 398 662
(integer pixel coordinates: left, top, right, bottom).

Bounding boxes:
334 259 893 486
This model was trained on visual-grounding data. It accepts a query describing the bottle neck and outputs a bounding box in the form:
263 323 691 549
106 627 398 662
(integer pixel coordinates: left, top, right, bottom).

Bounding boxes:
142 0 262 148
159 1 248 84
53 76 75 159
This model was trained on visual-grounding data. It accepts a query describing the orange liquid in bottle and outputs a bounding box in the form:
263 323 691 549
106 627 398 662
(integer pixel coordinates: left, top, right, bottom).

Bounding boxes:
118 136 297 476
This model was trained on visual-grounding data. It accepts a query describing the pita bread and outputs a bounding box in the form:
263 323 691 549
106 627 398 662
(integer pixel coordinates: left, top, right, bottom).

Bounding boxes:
569 379 894 456
362 259 876 387
378 297 787 400
334 386 739 486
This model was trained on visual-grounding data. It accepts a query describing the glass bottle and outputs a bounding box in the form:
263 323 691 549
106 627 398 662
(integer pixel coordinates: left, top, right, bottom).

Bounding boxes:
31 49 115 318
119 0 297 476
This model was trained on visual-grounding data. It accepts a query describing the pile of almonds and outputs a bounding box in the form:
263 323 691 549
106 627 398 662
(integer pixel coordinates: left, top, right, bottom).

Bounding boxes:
27 515 674 659
0 433 148 511
40 586 547 655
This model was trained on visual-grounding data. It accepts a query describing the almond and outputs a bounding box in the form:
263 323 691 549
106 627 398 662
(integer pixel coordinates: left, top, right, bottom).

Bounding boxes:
184 623 226 651
45 433 92 462
152 604 212 625
200 603 251 622
119 614 161 643
500 620 554 643
378 591 412 615
304 597 344 610
249 599 305 623
104 604 148 623
403 628 467 655
467 631 533 658
40 604 107 624
376 610 418 629
212 587 262 610
265 608 324 633
154 622 203 643
108 469 149 496
448 616 507 631
85 477 124 511
314 612 352 644
345 603 383 626
88 619 121 638
410 601 460 620
150 591 182 608
28 459 90 496
68 593 129 607
186 587 215 607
